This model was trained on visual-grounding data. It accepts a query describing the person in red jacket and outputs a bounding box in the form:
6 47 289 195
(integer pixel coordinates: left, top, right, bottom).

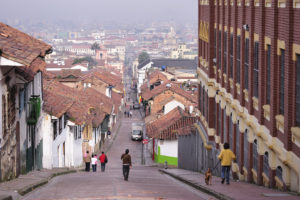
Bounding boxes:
99 152 108 172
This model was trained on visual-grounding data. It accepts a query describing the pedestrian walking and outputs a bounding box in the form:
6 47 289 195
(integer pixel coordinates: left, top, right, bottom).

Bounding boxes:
84 150 91 172
91 154 97 172
129 111 132 118
124 110 127 117
127 110 130 117
121 149 132 181
218 143 236 184
99 152 108 172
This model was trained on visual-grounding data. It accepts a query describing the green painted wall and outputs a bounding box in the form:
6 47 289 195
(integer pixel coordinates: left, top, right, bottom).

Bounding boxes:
155 146 178 166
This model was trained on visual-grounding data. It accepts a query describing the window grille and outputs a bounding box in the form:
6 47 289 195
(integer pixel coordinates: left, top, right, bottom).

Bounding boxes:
276 166 283 181
237 36 241 83
244 39 249 90
224 32 227 73
230 34 233 78
253 139 258 171
244 129 248 168
236 121 240 163
224 107 227 142
266 45 271 104
279 49 285 115
254 42 259 98
263 152 269 175
296 54 300 126
218 31 222 69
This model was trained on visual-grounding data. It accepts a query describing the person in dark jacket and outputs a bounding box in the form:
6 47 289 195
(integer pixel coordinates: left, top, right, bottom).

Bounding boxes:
121 149 132 181
83 150 91 172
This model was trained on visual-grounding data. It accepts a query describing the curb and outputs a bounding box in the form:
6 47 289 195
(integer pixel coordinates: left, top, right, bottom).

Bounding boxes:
105 120 122 153
17 169 77 196
159 169 233 200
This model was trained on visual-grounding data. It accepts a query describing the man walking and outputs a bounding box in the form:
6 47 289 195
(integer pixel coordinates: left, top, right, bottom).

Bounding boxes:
84 150 91 172
99 152 108 172
218 142 236 184
121 149 132 181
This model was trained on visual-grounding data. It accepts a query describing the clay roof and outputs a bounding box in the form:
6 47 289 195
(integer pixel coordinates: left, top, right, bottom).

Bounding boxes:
147 70 168 85
84 69 123 92
43 90 74 118
146 107 188 139
43 79 110 126
141 81 197 104
146 107 197 140
0 22 51 67
111 91 122 110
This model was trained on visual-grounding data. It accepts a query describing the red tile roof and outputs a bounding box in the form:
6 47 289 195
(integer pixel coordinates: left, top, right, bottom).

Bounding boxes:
0 22 51 67
146 107 188 139
141 81 197 104
146 107 197 140
43 79 110 126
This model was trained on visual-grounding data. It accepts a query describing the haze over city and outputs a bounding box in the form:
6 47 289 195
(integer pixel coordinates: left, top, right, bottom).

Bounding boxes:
0 0 197 24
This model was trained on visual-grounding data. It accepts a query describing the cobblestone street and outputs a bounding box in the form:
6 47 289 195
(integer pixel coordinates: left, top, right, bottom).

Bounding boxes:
22 107 215 200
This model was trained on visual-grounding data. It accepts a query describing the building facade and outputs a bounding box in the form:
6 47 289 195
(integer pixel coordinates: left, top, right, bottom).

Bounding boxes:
198 0 300 192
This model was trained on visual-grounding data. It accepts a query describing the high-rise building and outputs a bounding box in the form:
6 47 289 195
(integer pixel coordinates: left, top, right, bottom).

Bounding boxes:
198 0 300 192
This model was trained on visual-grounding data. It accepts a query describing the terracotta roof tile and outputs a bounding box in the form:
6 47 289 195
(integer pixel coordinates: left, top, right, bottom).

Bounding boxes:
0 22 51 67
141 81 197 104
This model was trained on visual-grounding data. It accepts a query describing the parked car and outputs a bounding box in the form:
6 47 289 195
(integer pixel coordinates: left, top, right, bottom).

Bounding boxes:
133 103 140 109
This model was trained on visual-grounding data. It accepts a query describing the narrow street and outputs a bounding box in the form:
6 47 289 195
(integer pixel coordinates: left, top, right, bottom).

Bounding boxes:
23 95 215 200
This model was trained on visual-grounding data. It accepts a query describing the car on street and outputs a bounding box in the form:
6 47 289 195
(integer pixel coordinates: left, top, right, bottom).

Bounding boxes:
131 122 143 141
133 103 140 109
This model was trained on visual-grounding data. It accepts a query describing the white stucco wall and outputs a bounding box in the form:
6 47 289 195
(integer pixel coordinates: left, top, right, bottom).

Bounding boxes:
41 113 53 169
164 100 185 115
159 140 178 158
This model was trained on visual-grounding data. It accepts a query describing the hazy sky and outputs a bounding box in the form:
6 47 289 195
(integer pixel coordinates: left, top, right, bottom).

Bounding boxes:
0 0 197 24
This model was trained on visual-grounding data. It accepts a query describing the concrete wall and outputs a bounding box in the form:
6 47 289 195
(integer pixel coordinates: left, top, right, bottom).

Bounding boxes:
154 139 178 166
164 100 185 115
178 122 220 174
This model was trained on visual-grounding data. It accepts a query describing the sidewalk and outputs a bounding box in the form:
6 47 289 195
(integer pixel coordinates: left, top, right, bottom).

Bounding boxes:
159 168 299 200
0 168 77 200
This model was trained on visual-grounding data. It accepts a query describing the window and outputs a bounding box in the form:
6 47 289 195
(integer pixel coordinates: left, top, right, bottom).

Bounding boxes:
199 83 202 112
64 114 68 128
53 120 58 140
203 87 205 117
218 104 222 136
245 38 249 90
224 107 227 142
218 31 222 69
229 115 233 148
244 130 248 168
78 126 82 139
224 32 227 73
19 89 25 115
59 116 62 134
263 152 269 175
253 139 258 171
254 42 259 97
296 54 300 126
237 36 241 83
74 126 78 140
236 121 240 163
206 91 209 119
214 29 217 59
279 49 285 115
266 45 271 104
230 34 234 78
276 166 283 181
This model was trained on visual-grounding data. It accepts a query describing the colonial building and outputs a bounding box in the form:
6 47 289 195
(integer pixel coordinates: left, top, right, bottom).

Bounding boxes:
0 22 52 180
197 0 300 192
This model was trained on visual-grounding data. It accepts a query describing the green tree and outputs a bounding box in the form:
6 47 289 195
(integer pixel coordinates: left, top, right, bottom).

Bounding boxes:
138 51 150 64
91 42 100 50
72 56 97 70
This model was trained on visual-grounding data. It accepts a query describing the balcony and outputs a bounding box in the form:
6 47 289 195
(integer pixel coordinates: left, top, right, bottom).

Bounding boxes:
26 96 41 125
